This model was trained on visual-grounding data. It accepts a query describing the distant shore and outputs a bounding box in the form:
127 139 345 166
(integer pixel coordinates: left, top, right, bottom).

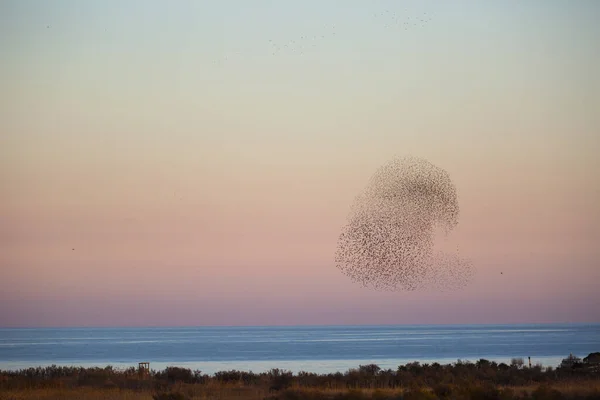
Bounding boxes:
0 355 570 374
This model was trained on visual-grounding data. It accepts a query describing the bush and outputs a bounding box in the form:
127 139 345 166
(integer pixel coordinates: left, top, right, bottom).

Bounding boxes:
559 354 582 370
163 367 195 384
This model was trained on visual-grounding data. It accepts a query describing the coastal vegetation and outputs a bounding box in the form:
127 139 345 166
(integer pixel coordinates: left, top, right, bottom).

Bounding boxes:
1 353 599 400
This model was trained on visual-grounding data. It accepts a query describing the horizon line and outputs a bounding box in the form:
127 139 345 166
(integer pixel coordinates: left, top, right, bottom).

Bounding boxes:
2 321 599 330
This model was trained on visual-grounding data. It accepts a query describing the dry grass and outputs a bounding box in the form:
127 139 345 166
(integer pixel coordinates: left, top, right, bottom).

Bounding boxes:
0 387 151 400
0 385 268 400
511 380 600 395
2 381 600 400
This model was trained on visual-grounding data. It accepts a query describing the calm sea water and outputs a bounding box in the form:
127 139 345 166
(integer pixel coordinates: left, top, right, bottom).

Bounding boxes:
1 324 598 374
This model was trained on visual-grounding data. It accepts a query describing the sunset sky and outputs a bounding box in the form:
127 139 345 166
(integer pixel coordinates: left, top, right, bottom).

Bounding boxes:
1 0 599 327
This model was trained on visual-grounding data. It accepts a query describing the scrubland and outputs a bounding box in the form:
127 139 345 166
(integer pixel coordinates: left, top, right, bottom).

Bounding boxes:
1 354 599 400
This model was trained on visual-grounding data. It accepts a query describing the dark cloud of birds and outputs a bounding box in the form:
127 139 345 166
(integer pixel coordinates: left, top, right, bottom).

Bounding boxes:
335 156 475 292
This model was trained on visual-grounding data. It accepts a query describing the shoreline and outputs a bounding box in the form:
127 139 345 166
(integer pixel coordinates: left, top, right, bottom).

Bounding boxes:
0 355 568 374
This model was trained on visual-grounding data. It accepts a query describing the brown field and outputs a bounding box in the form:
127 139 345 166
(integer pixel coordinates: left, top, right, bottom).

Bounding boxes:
2 381 600 400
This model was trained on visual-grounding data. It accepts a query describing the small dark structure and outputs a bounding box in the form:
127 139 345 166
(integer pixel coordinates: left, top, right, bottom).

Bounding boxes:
138 362 150 378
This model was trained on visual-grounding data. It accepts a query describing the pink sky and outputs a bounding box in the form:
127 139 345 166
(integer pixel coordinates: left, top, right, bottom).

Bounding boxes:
1 1 599 326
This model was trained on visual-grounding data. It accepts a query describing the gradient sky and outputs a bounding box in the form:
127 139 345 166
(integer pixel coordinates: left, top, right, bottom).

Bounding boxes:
1 0 599 327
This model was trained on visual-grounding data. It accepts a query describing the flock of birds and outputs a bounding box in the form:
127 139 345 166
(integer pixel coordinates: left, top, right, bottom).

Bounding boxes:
267 24 337 57
45 7 435 64
211 8 435 64
49 9 481 292
335 156 475 292
374 10 434 30
218 10 474 292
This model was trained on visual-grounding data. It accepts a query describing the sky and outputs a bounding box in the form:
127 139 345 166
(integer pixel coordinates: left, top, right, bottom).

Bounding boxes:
1 0 599 327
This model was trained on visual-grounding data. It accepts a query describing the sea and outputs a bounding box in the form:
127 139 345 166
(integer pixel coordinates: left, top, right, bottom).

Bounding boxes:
1 324 599 374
